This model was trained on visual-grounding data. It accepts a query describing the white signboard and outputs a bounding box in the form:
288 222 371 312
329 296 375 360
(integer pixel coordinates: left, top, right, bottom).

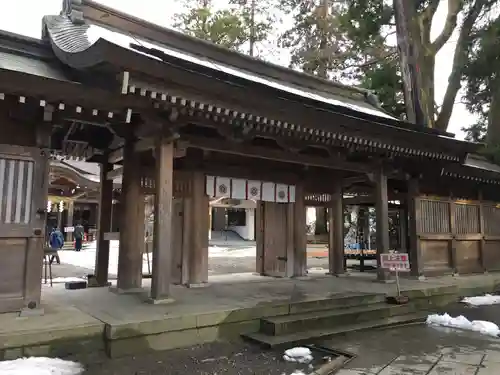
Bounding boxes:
64 226 75 233
380 253 410 272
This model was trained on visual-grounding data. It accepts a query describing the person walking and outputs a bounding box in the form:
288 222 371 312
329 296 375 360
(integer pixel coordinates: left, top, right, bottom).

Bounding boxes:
74 222 84 251
48 227 63 264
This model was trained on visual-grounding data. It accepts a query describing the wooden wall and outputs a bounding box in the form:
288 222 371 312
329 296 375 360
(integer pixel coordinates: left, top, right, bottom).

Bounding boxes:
416 196 500 275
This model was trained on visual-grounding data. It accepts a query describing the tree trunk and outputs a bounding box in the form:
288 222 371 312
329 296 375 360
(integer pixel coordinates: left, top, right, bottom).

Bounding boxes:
487 79 500 146
248 0 256 56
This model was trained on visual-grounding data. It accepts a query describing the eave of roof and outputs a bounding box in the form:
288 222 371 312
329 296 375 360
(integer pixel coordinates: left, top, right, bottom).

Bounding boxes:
41 14 480 160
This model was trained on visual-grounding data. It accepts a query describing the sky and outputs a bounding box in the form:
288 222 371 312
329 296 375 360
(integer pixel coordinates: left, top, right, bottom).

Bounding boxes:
0 0 474 139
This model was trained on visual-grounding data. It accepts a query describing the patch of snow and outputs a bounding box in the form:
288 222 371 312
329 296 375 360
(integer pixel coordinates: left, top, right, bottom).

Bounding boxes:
51 277 87 283
427 313 500 337
0 357 83 375
283 347 313 364
290 371 306 375
462 294 500 306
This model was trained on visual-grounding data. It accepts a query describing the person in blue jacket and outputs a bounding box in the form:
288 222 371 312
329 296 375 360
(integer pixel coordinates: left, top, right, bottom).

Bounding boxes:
48 226 63 264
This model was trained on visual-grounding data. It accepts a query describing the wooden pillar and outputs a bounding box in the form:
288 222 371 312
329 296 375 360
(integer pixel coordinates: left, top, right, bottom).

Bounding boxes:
186 171 209 287
407 178 422 277
66 201 74 241
94 159 113 286
399 207 408 251
375 168 390 281
478 189 487 272
449 198 458 275
328 179 344 275
255 202 264 274
116 140 143 293
150 138 174 301
293 183 307 277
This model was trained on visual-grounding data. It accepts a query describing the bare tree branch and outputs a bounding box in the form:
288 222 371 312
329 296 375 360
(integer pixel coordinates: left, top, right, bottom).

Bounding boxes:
430 0 461 53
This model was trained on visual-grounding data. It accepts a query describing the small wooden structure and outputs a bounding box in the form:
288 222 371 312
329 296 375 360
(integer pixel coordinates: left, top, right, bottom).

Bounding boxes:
0 0 499 311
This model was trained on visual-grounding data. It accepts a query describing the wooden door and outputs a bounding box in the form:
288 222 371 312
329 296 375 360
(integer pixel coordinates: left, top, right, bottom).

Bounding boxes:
262 202 289 277
0 145 48 313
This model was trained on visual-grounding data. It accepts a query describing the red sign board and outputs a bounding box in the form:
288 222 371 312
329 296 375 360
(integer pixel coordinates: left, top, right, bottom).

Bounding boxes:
380 253 410 271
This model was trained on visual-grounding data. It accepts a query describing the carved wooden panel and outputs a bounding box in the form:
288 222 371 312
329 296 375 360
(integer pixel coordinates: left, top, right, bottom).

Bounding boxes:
454 204 479 234
483 205 500 236
483 240 500 271
418 199 450 234
455 240 481 274
421 240 451 272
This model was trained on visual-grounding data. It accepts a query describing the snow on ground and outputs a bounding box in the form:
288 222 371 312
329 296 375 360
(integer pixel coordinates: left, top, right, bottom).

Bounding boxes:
283 347 313 364
462 294 500 306
58 241 257 276
427 313 500 337
0 357 83 375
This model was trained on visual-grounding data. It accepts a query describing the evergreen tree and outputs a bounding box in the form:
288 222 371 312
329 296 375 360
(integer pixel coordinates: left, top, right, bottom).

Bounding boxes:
173 0 276 56
173 0 249 50
279 0 497 130
462 16 500 145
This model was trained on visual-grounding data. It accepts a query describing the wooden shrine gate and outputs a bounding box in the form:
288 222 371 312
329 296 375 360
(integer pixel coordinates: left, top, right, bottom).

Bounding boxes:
416 196 500 275
0 145 48 313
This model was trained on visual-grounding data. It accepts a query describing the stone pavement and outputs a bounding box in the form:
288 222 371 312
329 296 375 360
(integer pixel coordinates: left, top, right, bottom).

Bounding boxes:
323 323 500 375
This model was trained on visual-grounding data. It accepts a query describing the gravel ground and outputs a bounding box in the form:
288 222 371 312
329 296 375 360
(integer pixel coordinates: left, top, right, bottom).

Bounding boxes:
76 342 331 375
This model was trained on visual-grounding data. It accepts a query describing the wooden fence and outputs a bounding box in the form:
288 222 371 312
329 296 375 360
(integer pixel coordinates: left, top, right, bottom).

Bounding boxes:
417 196 500 275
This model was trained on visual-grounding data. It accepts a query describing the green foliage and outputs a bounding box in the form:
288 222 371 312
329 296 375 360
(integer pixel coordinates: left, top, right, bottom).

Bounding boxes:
462 16 500 142
279 0 405 118
173 0 276 55
173 1 248 50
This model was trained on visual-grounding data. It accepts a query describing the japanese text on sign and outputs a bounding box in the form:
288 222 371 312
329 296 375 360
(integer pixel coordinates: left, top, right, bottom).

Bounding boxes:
380 253 410 271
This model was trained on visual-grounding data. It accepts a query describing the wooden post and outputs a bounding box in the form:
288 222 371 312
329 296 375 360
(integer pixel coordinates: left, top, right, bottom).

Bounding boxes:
255 201 264 274
293 183 307 277
375 168 390 281
116 139 143 293
407 178 422 278
150 138 174 302
94 159 113 286
478 189 487 272
66 201 74 242
328 179 344 275
449 199 458 275
187 171 209 287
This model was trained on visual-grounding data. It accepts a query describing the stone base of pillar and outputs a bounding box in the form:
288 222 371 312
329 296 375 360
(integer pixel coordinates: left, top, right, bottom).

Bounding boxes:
325 272 350 277
146 297 175 305
20 307 45 317
292 275 311 280
372 278 395 284
109 286 144 295
186 282 209 288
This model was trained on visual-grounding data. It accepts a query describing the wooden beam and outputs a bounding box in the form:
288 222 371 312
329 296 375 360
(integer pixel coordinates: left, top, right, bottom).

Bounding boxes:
108 148 124 164
106 166 124 180
185 136 373 173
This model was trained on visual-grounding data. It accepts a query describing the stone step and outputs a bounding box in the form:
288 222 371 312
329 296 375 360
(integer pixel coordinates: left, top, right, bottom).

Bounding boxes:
243 312 426 348
261 302 414 336
288 293 386 315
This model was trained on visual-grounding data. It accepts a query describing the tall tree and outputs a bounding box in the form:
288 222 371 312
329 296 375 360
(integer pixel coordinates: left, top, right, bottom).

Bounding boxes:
173 0 249 50
392 0 496 130
280 0 497 131
173 0 276 56
229 0 277 57
279 0 405 117
462 15 500 146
